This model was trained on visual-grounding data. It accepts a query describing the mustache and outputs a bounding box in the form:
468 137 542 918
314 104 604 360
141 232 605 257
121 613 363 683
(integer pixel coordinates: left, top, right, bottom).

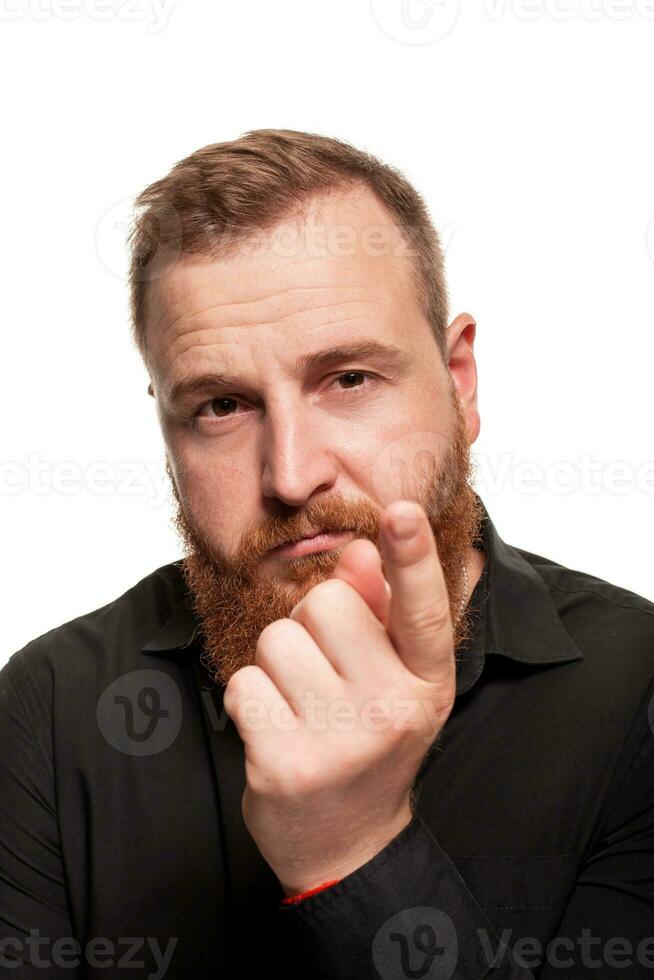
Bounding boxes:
168 478 382 566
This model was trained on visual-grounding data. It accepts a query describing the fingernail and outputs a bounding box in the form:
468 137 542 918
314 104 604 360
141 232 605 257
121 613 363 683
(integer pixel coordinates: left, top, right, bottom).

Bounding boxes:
387 501 422 541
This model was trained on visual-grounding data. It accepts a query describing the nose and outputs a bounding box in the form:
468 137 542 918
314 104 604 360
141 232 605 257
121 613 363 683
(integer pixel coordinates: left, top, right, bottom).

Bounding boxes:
260 400 339 507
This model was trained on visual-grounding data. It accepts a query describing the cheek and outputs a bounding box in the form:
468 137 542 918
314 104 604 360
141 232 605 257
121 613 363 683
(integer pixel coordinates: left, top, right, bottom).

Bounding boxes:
172 452 256 551
365 414 452 504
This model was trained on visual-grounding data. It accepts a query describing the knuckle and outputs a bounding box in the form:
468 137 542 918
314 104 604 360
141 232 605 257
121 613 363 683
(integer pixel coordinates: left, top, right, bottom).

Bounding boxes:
255 619 305 671
224 664 258 703
315 577 350 603
257 617 297 648
405 602 450 638
295 578 349 619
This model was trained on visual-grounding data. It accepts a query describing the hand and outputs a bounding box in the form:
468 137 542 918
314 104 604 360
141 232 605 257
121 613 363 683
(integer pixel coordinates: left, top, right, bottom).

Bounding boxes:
222 500 456 897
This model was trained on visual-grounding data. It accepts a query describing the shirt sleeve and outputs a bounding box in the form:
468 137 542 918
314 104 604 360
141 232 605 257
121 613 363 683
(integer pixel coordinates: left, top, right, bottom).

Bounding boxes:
276 671 654 980
0 654 79 979
536 667 654 979
277 812 533 979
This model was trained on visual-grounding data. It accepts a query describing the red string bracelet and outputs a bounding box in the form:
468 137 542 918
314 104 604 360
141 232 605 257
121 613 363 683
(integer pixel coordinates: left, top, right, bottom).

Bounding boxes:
281 879 341 905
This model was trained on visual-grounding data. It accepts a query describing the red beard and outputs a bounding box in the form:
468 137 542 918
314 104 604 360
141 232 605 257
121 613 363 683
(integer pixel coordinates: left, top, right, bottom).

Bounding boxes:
168 392 484 687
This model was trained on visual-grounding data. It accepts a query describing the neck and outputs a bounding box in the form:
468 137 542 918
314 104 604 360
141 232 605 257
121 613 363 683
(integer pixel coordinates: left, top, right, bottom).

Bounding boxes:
466 545 487 602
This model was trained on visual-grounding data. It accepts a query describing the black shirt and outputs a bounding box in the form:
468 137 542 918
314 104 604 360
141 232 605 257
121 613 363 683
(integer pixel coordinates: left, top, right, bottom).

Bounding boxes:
2 493 654 978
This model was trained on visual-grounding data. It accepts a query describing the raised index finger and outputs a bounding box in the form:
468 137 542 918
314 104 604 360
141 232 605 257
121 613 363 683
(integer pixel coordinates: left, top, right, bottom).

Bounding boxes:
378 500 454 687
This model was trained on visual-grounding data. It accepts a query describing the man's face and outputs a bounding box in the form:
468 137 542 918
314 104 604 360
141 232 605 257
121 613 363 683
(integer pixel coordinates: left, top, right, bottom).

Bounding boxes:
147 186 483 686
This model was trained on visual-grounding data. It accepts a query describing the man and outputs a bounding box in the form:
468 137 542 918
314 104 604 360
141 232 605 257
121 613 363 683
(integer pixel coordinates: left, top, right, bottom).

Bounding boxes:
1 129 653 979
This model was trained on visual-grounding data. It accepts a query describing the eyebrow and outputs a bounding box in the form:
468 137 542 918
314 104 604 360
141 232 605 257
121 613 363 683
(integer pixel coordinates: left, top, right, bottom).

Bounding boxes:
167 340 410 407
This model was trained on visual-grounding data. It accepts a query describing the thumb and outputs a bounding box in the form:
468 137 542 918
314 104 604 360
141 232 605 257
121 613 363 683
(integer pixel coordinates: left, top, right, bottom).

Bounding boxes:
379 500 454 687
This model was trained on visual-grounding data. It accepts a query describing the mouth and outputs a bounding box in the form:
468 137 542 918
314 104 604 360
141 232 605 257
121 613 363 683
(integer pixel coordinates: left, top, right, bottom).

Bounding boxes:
270 529 356 559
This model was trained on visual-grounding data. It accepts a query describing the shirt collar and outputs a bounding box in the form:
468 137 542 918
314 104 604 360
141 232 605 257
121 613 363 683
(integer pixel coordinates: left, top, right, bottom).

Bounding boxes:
141 494 584 697
454 494 584 695
141 575 200 654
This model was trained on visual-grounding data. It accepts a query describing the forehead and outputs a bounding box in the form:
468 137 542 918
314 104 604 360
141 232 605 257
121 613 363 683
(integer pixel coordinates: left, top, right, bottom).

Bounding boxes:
145 186 422 380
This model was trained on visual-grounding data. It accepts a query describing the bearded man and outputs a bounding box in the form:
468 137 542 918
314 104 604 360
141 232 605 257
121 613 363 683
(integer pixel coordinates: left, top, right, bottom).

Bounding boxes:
2 130 653 980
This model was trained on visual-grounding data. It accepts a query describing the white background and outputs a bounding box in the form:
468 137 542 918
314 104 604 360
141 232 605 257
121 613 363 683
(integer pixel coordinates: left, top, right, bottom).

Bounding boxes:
2 0 653 666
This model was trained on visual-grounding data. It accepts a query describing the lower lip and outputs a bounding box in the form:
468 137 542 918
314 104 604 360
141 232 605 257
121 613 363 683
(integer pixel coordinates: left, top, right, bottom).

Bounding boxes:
272 530 355 558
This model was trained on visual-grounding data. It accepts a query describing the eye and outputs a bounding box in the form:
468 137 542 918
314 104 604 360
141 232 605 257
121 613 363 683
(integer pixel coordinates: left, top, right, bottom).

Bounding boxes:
330 370 375 394
189 371 378 429
195 396 241 421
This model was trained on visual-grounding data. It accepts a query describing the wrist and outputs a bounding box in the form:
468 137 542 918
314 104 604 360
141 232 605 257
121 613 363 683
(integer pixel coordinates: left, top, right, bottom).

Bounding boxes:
281 807 413 898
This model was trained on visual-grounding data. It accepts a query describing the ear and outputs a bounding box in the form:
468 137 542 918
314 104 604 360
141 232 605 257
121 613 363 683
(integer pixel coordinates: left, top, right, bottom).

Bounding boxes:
446 312 480 443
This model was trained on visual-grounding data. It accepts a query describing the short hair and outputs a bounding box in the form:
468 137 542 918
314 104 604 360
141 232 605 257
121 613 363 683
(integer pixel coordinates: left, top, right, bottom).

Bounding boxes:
127 128 450 372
